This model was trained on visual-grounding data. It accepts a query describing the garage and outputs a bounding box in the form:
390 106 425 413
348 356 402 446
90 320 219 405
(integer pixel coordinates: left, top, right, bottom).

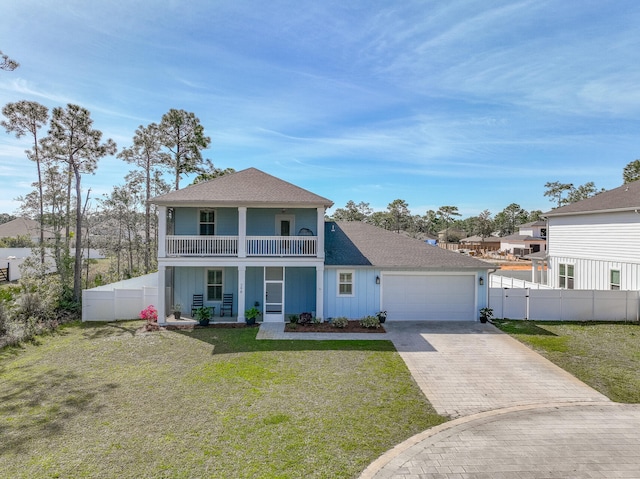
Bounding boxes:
382 273 476 320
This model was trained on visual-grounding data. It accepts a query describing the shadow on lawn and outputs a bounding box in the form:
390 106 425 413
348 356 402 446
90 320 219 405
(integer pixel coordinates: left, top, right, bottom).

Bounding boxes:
174 326 396 355
492 319 558 336
0 364 117 453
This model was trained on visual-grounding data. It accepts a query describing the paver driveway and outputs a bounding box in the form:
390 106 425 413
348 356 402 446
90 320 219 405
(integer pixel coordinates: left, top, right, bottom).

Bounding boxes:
384 321 608 418
359 321 640 479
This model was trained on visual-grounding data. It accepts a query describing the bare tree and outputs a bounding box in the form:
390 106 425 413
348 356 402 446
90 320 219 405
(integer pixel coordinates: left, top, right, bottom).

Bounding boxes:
118 123 164 273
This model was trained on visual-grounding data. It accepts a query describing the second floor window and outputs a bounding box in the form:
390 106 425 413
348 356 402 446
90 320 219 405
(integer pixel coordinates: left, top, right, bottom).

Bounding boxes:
200 210 215 235
559 263 574 289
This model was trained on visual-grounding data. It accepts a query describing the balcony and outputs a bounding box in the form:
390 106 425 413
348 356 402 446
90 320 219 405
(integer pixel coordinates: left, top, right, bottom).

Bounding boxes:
165 235 317 257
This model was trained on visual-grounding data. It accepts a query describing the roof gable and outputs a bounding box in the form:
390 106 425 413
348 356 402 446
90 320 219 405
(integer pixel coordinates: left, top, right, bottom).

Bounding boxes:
545 181 640 216
150 168 333 207
325 221 493 269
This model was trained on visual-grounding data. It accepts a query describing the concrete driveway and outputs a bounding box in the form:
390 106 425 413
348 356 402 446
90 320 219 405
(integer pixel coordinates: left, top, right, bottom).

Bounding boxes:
360 321 640 478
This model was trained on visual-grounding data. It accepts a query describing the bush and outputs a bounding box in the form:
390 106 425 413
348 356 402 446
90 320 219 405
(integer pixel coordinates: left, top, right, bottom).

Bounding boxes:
288 314 299 324
360 315 381 329
332 317 349 328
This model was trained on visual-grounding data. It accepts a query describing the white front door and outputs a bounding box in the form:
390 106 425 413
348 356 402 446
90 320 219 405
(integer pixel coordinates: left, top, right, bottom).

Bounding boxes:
264 267 285 322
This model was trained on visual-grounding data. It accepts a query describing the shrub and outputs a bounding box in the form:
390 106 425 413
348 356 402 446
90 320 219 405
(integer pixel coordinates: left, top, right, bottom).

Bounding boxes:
139 305 158 323
288 314 299 324
360 315 381 329
332 317 349 328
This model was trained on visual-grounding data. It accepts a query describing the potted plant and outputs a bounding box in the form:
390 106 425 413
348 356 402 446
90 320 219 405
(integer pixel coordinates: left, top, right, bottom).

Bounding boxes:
245 307 261 325
376 310 387 324
194 306 212 326
479 307 494 323
172 303 183 320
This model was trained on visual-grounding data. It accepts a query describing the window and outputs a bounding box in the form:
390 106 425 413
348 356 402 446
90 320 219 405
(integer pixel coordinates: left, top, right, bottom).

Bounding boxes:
207 269 223 301
610 270 620 290
559 263 574 289
338 270 354 296
199 210 215 235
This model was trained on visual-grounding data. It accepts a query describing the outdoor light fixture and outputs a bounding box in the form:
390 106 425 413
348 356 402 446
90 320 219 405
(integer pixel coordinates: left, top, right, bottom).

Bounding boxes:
479 277 484 285
376 276 380 284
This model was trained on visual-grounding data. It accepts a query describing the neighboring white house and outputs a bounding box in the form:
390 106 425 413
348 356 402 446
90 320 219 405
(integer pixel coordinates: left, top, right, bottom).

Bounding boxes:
499 220 547 257
544 180 640 290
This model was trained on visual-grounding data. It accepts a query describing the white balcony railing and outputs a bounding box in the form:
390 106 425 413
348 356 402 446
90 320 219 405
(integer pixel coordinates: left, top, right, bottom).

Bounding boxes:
165 235 317 257
246 236 317 256
166 235 238 256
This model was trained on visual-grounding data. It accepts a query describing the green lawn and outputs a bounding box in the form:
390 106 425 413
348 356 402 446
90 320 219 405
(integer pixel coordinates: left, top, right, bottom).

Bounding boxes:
493 320 640 403
0 321 445 479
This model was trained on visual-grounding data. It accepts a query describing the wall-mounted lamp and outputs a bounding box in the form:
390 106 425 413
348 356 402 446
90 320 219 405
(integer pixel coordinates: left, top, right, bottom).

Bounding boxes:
479 277 484 286
376 275 380 285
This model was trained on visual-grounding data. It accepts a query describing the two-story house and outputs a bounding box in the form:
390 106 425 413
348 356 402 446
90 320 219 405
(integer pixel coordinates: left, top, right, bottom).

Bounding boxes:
499 220 547 257
544 180 640 290
149 168 494 323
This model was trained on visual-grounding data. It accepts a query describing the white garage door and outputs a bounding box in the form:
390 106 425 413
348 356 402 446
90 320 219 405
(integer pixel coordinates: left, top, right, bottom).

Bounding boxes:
382 273 476 321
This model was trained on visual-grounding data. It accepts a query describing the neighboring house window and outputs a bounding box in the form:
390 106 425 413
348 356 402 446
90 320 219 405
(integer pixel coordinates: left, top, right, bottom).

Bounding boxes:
559 263 574 289
337 270 354 296
540 228 547 238
199 210 215 235
207 269 223 301
610 270 621 290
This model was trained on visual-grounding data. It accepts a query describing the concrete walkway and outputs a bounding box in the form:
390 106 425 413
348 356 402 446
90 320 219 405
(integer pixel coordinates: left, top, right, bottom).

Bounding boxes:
258 321 640 478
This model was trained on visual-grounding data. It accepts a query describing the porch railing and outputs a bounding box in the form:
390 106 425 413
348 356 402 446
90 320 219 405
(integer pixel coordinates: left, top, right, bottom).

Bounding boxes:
165 235 317 257
166 235 238 256
246 236 317 256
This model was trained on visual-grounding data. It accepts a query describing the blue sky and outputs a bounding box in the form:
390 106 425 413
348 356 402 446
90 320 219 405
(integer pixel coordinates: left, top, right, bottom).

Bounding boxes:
2 0 640 218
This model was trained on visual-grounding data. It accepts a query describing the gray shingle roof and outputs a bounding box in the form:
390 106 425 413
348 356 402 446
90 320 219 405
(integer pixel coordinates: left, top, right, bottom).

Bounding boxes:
545 180 640 216
150 168 334 207
325 221 494 269
0 217 55 239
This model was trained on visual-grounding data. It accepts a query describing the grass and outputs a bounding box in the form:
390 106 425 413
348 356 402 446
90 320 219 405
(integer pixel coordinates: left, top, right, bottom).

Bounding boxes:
493 320 640 403
0 321 445 479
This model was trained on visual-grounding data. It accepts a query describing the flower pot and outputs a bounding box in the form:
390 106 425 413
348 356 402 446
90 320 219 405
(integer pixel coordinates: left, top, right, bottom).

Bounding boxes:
198 318 210 326
480 316 488 323
245 318 256 326
174 312 181 320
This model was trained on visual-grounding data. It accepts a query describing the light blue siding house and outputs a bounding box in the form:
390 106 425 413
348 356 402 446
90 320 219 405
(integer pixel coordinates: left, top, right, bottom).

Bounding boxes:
150 168 493 323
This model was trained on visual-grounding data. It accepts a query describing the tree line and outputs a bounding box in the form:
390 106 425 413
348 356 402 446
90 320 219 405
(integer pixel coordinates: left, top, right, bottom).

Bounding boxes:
2 101 222 306
330 161 640 241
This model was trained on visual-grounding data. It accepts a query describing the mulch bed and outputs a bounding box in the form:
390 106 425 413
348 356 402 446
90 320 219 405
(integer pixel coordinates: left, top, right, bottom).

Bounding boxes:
285 320 386 333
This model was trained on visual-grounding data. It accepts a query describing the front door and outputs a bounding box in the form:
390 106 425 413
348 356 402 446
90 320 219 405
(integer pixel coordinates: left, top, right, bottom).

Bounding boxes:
264 267 284 322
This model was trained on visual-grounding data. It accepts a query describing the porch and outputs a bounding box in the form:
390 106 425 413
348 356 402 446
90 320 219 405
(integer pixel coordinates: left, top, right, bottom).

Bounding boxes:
165 235 318 257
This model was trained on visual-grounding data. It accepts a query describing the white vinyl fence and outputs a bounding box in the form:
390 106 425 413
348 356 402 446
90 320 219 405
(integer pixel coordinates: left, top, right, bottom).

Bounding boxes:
490 287 640 322
82 273 158 321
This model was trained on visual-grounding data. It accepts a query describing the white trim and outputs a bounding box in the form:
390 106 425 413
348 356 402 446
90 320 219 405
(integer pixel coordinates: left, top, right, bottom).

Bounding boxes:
199 208 217 236
275 214 295 236
337 269 355 297
205 267 224 302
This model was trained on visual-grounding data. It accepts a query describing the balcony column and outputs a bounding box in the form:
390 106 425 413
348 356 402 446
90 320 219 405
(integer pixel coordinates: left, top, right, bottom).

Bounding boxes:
315 264 324 321
157 265 167 325
238 207 247 258
158 206 167 258
237 265 246 322
316 207 325 259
